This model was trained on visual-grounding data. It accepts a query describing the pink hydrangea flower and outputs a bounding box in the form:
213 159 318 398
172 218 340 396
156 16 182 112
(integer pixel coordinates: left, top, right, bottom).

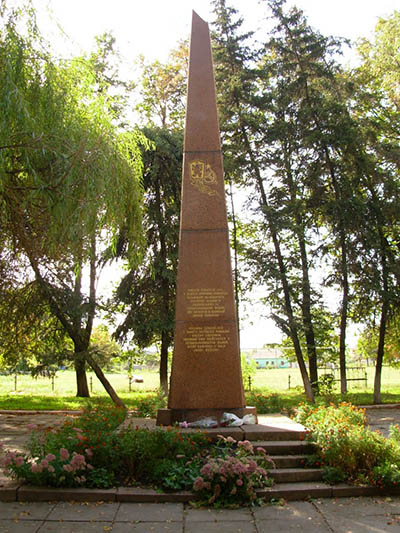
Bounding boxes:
85 448 93 458
238 440 254 453
14 456 24 467
193 477 205 491
236 478 243 486
40 459 49 468
45 454 56 462
47 465 55 473
31 463 43 473
59 448 69 461
63 464 73 472
71 454 85 467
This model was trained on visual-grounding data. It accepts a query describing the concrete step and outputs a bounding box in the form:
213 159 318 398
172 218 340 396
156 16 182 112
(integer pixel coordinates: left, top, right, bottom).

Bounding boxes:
262 454 310 468
255 481 400 502
253 440 315 455
241 425 308 442
269 467 324 483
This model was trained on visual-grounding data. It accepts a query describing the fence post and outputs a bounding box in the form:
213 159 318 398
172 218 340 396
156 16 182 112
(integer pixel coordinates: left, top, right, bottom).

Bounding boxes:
247 376 252 391
90 376 93 393
128 376 132 392
14 374 17 392
51 375 55 392
365 371 368 389
288 375 291 390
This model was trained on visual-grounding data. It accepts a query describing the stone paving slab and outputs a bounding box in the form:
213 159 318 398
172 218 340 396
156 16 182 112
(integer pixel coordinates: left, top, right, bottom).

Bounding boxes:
314 496 400 517
0 520 45 532
185 521 256 533
38 521 113 532
111 523 183 532
46 501 119 522
115 502 184 522
256 515 331 532
323 514 400 532
0 501 56 520
185 507 253 522
253 500 321 520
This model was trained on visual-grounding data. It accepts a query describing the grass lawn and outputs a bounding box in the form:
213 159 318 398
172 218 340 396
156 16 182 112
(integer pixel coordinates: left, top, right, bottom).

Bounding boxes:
0 366 400 411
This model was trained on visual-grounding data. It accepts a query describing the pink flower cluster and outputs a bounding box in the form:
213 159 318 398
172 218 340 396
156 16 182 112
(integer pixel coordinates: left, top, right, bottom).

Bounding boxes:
193 437 272 505
2 446 93 487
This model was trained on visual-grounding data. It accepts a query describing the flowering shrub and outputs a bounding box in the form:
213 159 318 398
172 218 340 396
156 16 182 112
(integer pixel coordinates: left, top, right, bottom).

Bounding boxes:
296 402 400 487
2 448 96 487
192 435 274 507
1 404 126 488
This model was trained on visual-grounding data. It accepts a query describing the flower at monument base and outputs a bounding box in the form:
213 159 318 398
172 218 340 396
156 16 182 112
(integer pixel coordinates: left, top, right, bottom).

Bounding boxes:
45 454 56 462
31 463 43 473
14 456 24 467
237 440 254 454
59 448 70 461
193 476 205 491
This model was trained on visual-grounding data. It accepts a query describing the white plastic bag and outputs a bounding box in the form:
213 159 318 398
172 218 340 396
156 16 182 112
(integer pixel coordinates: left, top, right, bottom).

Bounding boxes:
220 412 243 427
242 414 256 425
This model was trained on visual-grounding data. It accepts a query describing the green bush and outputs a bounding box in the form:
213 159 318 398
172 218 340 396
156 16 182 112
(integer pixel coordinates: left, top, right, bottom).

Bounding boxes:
296 402 400 487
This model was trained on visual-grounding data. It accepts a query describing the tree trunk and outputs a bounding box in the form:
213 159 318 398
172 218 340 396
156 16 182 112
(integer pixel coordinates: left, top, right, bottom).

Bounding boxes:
229 179 241 348
374 299 388 404
239 124 314 402
160 331 169 396
284 153 318 393
85 352 126 408
74 356 89 397
339 236 349 394
155 176 172 395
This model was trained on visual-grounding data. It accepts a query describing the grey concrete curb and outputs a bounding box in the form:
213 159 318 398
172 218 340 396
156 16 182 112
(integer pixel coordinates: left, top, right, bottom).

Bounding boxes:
1 481 400 503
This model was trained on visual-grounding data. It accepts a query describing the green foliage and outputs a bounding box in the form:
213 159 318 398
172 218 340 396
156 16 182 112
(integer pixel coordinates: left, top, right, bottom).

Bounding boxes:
245 390 297 415
129 391 167 418
296 402 400 486
241 354 257 385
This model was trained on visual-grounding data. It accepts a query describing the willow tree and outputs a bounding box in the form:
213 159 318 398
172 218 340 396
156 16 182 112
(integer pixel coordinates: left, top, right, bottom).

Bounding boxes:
0 5 147 405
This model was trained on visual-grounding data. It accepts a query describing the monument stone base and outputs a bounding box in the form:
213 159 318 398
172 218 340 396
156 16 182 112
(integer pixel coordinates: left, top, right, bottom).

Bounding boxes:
156 406 257 426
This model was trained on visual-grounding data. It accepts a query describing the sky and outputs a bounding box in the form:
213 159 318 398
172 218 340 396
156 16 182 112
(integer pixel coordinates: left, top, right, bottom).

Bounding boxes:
23 0 400 349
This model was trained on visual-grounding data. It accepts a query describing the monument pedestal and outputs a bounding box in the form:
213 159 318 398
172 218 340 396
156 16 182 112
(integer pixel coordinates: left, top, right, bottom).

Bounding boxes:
157 406 257 426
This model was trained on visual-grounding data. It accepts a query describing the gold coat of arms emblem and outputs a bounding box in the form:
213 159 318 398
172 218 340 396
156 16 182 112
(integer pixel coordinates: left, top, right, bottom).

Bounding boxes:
190 160 219 196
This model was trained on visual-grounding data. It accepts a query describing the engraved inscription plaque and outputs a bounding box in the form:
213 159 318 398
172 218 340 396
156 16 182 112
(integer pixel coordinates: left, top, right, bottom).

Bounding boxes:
186 288 227 318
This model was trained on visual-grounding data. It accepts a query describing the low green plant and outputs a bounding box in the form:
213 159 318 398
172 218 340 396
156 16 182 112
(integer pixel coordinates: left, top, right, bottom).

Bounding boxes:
129 391 167 418
296 402 400 487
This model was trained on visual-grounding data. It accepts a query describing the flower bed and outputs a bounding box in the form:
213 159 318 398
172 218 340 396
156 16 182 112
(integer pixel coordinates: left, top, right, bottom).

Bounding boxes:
1 405 273 507
296 402 400 487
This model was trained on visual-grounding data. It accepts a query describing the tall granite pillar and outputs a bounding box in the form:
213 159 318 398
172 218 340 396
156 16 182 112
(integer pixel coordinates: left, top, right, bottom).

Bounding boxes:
157 11 255 425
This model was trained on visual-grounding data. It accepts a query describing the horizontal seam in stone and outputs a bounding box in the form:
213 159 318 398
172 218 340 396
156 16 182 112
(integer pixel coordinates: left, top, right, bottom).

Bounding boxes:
175 319 237 324
183 150 221 154
181 228 228 233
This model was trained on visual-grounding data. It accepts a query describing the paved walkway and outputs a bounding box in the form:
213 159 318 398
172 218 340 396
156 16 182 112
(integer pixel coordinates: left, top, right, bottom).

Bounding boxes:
1 407 400 531
0 496 400 532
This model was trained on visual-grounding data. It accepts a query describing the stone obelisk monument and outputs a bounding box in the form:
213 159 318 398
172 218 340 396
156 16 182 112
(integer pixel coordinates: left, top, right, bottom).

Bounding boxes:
157 11 256 425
